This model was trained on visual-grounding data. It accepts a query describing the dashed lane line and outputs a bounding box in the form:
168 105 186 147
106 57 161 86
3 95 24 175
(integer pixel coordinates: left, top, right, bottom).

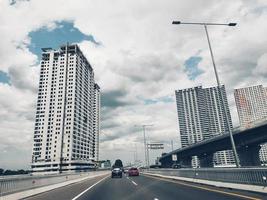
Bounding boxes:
131 180 138 186
127 176 138 186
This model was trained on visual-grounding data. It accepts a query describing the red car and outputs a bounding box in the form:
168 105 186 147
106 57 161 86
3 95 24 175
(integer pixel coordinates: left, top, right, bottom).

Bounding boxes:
128 167 139 176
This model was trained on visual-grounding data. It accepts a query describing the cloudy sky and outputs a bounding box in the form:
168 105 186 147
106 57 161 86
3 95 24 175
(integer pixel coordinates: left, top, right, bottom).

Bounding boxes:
0 0 267 169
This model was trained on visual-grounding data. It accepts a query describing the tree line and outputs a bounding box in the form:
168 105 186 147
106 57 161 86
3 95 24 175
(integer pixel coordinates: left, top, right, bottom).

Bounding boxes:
0 168 29 176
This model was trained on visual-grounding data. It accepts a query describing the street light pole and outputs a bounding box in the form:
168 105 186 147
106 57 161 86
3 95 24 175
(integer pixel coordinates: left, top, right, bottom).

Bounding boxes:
135 143 138 162
129 150 136 165
204 25 220 86
147 143 150 168
172 21 240 167
135 124 153 168
142 125 147 167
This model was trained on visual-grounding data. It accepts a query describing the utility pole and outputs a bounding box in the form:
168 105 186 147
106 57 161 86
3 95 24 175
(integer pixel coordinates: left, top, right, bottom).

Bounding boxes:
135 143 138 162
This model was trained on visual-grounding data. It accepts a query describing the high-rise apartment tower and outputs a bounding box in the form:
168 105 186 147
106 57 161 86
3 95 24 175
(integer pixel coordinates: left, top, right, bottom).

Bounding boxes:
175 85 235 167
234 85 267 165
31 44 100 173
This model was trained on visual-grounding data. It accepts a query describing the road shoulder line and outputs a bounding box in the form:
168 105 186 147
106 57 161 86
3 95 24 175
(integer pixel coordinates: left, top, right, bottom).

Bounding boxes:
71 175 109 200
142 173 262 200
2 172 110 200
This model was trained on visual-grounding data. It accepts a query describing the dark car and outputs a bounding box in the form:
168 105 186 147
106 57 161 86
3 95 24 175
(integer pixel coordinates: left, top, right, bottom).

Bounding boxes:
128 167 139 176
111 168 122 178
172 163 181 169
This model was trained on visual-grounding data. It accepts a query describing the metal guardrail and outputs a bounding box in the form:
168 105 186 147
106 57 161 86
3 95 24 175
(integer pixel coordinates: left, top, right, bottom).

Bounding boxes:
146 168 267 186
0 170 108 197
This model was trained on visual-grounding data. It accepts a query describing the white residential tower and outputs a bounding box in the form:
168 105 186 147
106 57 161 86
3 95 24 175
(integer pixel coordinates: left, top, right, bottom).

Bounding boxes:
31 44 100 173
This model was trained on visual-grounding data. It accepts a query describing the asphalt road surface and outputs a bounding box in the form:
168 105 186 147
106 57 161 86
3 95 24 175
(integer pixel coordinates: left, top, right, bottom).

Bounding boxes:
24 173 266 200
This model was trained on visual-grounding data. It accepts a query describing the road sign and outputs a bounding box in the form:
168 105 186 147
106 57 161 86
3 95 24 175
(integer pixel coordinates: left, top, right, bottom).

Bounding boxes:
147 143 164 150
172 154 177 161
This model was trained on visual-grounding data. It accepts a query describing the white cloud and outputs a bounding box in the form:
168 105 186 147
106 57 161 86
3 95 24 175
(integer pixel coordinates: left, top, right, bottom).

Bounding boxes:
253 53 267 77
0 0 267 168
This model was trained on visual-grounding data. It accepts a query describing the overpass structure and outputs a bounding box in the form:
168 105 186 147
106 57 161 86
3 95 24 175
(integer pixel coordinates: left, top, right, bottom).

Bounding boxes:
160 120 267 168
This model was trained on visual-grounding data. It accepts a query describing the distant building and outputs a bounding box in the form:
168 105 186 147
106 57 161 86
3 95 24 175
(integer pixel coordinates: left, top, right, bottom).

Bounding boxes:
234 85 267 165
99 160 111 169
31 44 100 173
175 85 235 167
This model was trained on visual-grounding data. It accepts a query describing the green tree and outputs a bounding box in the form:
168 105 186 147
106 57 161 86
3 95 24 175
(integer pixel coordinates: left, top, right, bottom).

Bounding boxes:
4 170 14 175
17 169 27 174
113 159 123 168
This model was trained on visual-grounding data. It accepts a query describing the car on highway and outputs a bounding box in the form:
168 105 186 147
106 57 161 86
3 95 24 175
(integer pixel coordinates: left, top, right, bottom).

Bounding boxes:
124 168 129 174
111 168 122 178
172 163 181 169
128 167 139 176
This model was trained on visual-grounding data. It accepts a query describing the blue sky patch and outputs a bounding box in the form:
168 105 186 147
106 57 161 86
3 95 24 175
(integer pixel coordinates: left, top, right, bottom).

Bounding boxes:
28 21 100 60
138 95 174 105
0 70 11 85
10 0 30 6
9 0 16 5
158 96 174 103
184 56 204 80
144 99 158 105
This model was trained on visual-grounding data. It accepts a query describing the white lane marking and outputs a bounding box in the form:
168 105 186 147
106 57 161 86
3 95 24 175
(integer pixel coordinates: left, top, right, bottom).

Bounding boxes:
131 180 138 186
72 175 109 200
127 176 137 186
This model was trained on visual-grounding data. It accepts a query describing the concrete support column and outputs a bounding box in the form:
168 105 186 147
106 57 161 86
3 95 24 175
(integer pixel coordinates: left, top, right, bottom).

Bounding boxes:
160 156 173 168
198 153 213 168
237 145 261 167
180 157 192 168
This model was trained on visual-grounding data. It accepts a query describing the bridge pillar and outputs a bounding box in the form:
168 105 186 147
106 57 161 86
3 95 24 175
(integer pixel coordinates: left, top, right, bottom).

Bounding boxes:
160 156 173 168
180 157 192 168
198 153 213 168
237 145 261 167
